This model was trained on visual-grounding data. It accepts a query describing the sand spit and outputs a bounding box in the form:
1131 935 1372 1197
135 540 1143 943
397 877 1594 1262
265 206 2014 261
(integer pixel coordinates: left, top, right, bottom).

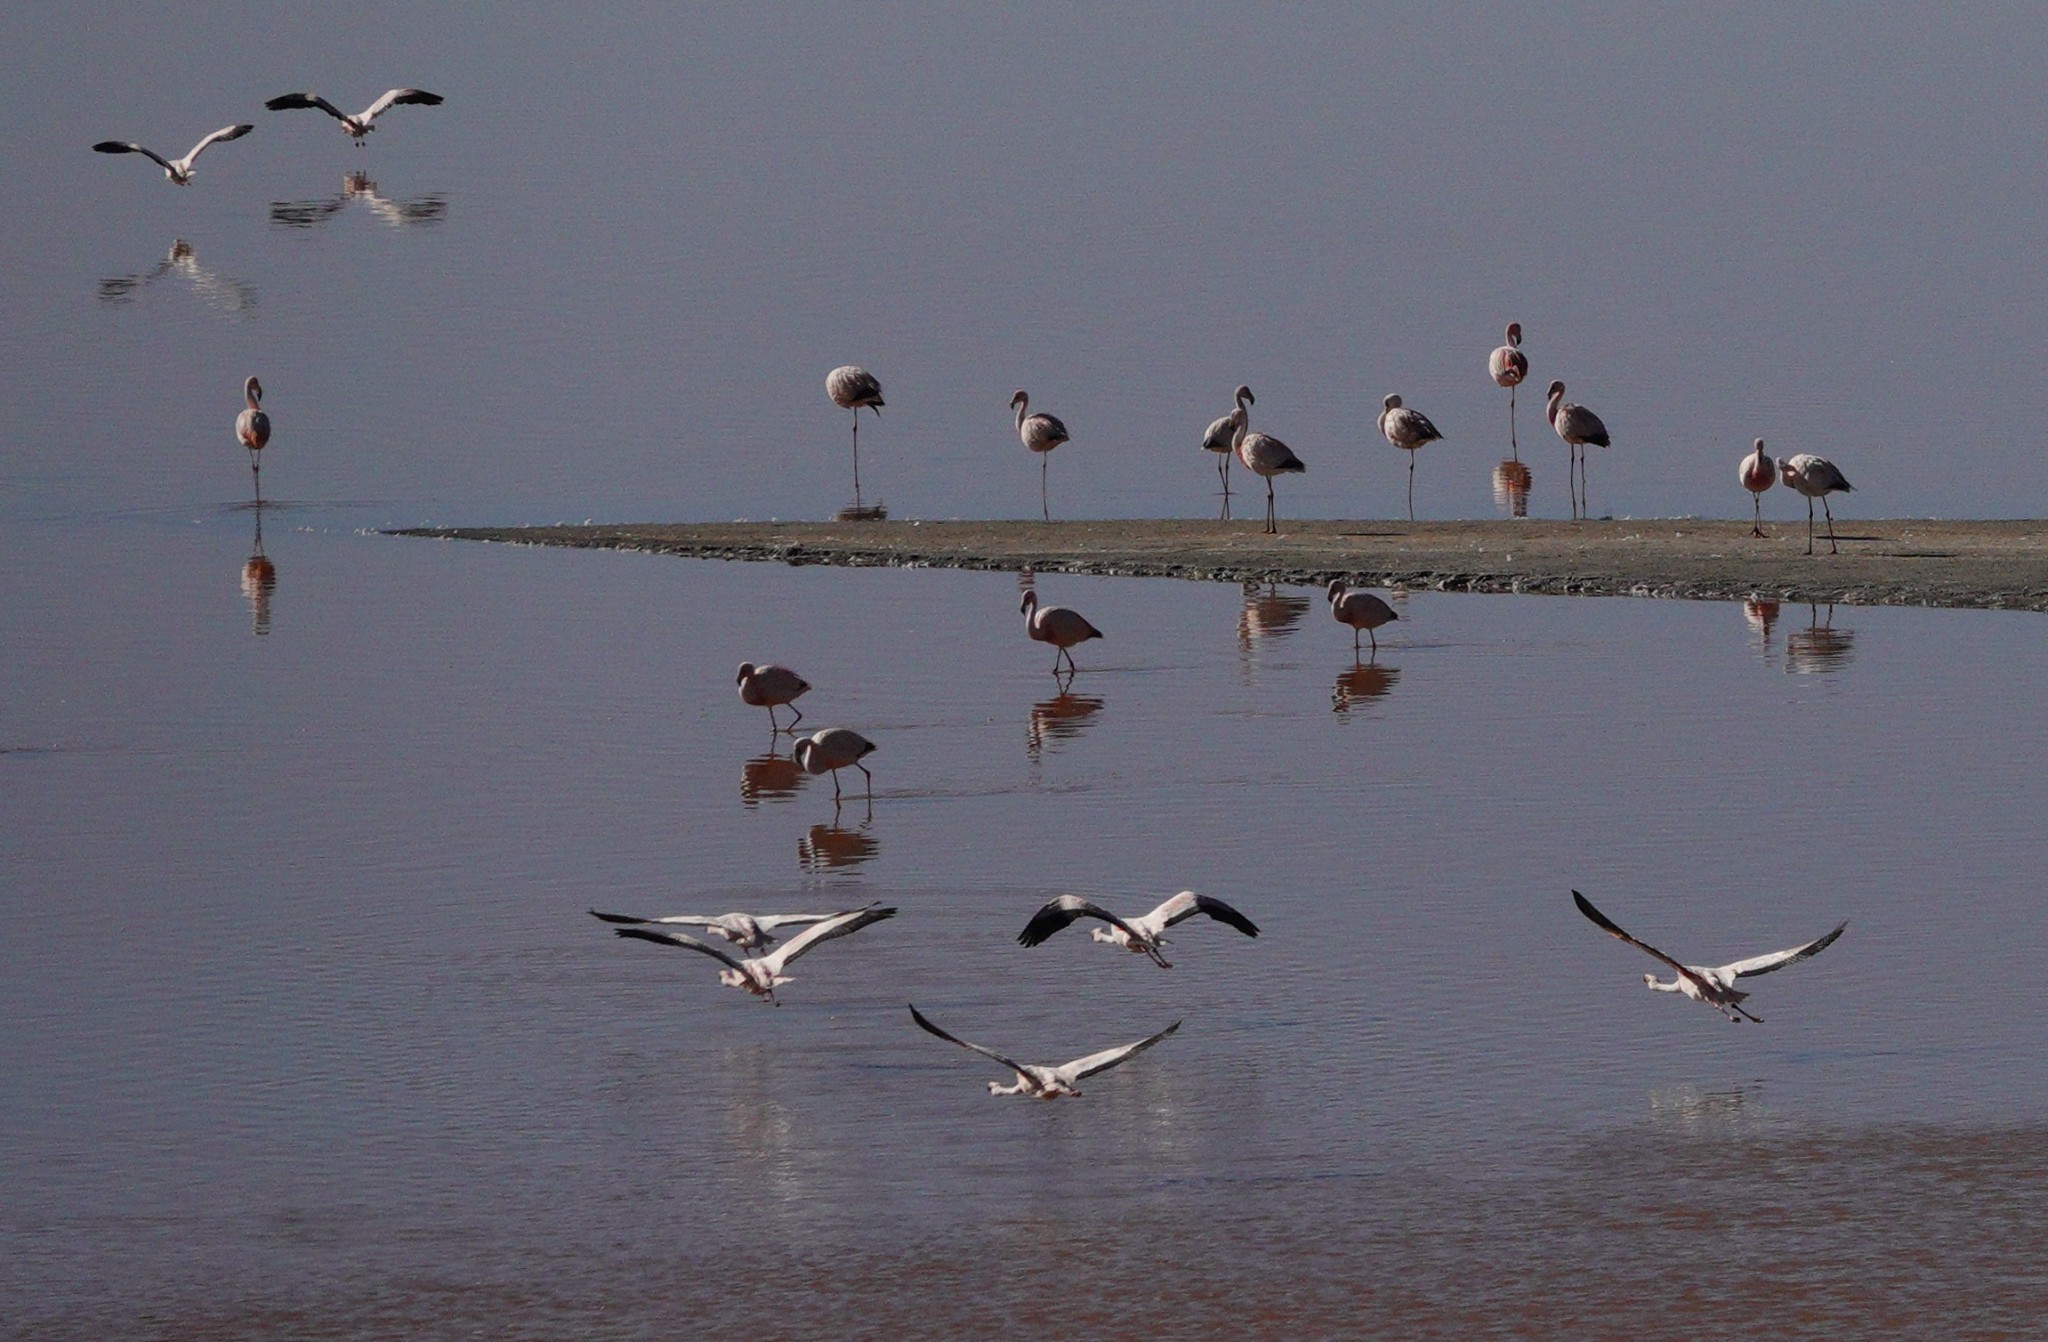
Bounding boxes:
388 519 2048 612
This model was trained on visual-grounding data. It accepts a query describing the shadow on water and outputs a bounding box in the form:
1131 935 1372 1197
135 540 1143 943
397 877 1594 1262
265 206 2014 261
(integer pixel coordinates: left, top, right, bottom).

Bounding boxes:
270 174 447 230
833 502 888 522
1786 602 1855 675
98 239 258 315
239 504 276 637
1332 660 1401 716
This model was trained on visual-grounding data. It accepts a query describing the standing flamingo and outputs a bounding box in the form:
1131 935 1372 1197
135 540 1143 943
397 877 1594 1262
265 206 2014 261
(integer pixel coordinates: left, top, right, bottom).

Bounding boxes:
1020 589 1102 674
1546 381 1611 520
235 376 270 500
1489 323 1529 459
1739 438 1776 538
826 366 884 502
1010 390 1070 521
1327 579 1398 655
1233 419 1305 535
1779 453 1854 555
1378 394 1443 521
1201 385 1254 517
794 727 876 799
736 662 811 733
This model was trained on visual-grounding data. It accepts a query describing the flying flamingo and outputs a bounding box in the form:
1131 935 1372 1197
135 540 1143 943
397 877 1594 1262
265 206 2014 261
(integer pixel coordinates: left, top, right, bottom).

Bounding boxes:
826 366 884 501
235 376 270 499
1201 385 1254 517
609 906 896 1005
1778 453 1854 555
93 124 253 185
264 89 444 144
1020 589 1101 674
1573 891 1846 1024
588 904 877 952
1378 394 1444 521
736 662 810 733
1489 323 1530 459
1739 438 1776 538
908 1005 1180 1099
794 727 876 798
1546 381 1611 520
1010 391 1070 521
1233 418 1305 535
1016 890 1260 968
1327 579 1397 655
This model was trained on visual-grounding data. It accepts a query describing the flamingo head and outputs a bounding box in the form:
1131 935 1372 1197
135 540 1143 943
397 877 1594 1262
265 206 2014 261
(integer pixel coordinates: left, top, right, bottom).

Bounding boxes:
1383 393 1403 411
1019 589 1038 616
1326 578 1347 602
1546 380 1566 399
735 662 756 685
1751 438 1767 458
1009 390 1028 410
1506 322 1522 345
1234 384 1255 408
244 376 264 407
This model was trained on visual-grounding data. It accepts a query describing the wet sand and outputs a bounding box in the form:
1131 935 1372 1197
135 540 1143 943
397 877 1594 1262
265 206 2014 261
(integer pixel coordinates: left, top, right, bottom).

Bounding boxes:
392 519 2048 611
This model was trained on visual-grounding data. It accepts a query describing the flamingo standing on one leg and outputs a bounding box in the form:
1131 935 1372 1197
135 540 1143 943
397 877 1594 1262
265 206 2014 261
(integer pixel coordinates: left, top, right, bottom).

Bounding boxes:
1201 385 1253 518
1489 323 1530 460
235 376 270 501
1546 381 1611 520
1779 453 1854 555
1020 589 1102 674
1327 579 1397 656
826 366 884 502
1739 438 1776 538
1010 391 1070 521
1378 394 1443 522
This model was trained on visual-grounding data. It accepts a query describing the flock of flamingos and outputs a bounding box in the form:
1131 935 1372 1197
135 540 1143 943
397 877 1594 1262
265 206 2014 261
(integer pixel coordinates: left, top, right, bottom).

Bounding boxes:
100 91 1852 1097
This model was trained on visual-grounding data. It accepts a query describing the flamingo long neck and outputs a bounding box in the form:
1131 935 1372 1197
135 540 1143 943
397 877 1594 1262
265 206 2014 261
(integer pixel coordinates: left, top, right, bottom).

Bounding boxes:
1014 397 1028 433
245 381 262 410
1646 976 1683 994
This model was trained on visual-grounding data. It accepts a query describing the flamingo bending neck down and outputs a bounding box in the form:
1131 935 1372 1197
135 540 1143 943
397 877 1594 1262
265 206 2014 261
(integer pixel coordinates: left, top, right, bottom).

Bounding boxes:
1201 385 1254 518
794 727 876 798
1011 390 1070 521
736 662 810 733
1739 438 1776 538
1327 579 1397 655
1489 323 1529 459
1778 453 1853 555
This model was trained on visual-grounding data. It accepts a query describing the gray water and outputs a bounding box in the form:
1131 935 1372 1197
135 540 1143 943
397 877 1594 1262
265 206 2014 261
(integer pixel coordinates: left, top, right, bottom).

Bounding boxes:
6 6 2048 1337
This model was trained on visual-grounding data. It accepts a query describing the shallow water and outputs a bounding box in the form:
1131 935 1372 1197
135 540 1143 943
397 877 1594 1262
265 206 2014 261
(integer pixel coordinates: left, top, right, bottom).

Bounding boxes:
4 514 2046 1336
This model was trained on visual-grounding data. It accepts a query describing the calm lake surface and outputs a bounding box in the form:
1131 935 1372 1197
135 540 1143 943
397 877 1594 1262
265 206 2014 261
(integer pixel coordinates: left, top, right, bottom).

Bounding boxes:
5 5 2048 1337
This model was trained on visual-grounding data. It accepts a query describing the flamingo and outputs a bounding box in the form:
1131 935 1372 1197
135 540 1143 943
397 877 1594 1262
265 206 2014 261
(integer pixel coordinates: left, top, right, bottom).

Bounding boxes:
1489 323 1530 459
1779 453 1854 555
92 124 252 185
794 727 876 798
1546 381 1611 520
826 366 884 501
264 89 444 144
1739 438 1776 538
1020 589 1101 674
235 377 270 500
1017 890 1260 968
1202 385 1254 517
1378 394 1444 521
1009 391 1071 521
736 662 810 733
610 906 895 1005
908 1005 1180 1098
1573 891 1846 1024
1233 418 1305 535
588 904 876 952
1327 579 1397 655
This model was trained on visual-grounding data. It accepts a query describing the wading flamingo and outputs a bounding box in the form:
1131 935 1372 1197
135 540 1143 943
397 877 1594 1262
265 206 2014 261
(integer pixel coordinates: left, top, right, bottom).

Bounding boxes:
736 662 810 733
1327 579 1397 655
909 1005 1180 1098
826 366 884 500
794 727 876 798
1202 385 1254 517
1379 393 1444 521
1010 391 1070 521
1233 418 1304 535
1739 438 1776 538
1778 453 1854 555
1017 890 1260 968
1546 381 1610 520
93 124 253 184
264 89 444 144
588 904 877 952
611 906 896 1005
1020 589 1101 674
1573 890 1845 1024
1489 323 1530 459
235 376 270 498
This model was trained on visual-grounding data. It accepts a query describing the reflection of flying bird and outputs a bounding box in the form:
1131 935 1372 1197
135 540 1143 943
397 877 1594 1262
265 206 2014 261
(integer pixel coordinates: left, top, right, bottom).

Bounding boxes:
1327 579 1398 655
236 376 270 497
1017 890 1260 968
264 89 444 143
589 904 874 952
93 124 252 184
1233 417 1305 535
1010 390 1071 521
610 905 895 1004
1573 890 1845 1024
270 173 447 229
794 727 876 798
827 366 884 503
1020 589 1101 674
736 662 810 733
1739 439 1776 538
99 240 258 313
909 1004 1180 1099
1378 394 1444 521
1778 453 1853 555
1202 384 1254 515
1332 660 1399 714
1546 381 1611 520
1489 323 1530 459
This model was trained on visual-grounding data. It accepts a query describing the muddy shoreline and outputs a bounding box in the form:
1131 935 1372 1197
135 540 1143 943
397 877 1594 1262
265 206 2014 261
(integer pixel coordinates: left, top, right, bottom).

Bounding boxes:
387 519 2048 611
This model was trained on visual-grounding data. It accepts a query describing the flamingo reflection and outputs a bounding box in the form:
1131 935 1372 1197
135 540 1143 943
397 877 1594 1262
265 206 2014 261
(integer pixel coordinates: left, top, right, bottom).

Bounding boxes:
1492 459 1532 518
1786 603 1855 675
740 749 804 807
1238 581 1311 651
98 240 258 314
1332 661 1400 716
1742 598 1781 660
240 504 277 637
1028 684 1105 760
270 172 446 229
799 814 878 871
